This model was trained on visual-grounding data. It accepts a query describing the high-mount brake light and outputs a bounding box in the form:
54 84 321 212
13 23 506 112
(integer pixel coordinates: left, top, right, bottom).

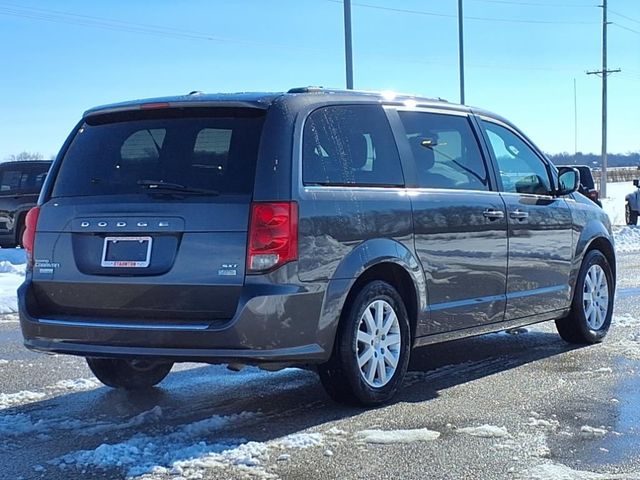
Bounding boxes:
23 206 40 266
247 202 298 273
140 102 171 110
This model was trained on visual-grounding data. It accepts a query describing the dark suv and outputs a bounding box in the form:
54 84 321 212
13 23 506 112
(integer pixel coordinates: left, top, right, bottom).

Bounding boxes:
19 89 616 405
570 165 602 207
0 160 51 247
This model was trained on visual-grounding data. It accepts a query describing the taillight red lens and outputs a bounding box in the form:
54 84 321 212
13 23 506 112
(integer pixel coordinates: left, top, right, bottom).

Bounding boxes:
247 202 298 273
23 206 40 265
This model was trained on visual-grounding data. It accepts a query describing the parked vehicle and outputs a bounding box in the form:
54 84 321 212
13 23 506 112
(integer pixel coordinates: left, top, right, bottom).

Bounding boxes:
18 89 616 405
626 179 640 225
569 165 602 207
0 160 52 247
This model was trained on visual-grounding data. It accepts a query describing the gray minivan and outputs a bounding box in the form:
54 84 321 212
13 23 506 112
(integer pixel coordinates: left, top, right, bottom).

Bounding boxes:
19 88 616 405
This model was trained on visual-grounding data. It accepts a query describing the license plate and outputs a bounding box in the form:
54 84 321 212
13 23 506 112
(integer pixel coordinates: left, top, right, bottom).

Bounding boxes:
101 236 152 268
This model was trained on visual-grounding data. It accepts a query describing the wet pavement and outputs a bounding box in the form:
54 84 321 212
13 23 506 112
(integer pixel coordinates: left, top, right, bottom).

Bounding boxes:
0 252 639 480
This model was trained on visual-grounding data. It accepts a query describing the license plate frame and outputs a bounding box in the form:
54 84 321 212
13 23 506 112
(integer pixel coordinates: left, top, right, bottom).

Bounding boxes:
100 236 153 268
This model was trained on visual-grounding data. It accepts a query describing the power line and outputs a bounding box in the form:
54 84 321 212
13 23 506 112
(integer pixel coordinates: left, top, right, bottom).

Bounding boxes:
323 0 599 25
0 2 321 52
612 23 640 36
469 0 594 8
609 9 640 25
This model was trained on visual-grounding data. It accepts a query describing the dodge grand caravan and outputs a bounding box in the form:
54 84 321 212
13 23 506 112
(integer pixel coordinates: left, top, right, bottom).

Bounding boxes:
19 88 616 405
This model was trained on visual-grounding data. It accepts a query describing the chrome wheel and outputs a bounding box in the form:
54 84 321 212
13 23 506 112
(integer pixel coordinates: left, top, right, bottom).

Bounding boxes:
356 299 401 388
583 264 609 330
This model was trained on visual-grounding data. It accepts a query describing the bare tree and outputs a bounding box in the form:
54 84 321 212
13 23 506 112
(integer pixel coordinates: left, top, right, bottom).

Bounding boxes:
4 151 45 162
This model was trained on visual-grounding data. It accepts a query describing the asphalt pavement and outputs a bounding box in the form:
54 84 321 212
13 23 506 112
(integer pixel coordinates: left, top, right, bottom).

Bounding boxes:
0 252 639 480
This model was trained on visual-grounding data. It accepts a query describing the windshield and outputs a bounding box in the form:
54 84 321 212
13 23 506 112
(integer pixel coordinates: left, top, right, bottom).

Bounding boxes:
51 108 264 198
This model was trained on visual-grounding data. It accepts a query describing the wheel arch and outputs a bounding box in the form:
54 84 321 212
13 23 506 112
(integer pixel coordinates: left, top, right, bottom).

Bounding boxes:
570 223 616 299
318 238 427 357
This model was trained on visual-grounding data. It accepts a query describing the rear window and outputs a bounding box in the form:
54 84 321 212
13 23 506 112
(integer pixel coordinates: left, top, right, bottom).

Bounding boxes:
51 108 265 198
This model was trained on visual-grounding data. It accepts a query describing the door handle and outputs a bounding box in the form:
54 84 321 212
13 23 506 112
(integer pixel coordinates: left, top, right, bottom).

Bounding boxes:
509 209 529 220
483 209 505 220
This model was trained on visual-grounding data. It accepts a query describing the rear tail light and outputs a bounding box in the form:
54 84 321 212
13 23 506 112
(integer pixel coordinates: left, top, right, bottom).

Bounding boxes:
247 202 298 273
23 206 40 266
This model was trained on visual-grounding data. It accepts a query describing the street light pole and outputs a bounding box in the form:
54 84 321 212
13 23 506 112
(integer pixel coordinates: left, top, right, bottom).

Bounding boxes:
458 0 465 105
343 0 354 90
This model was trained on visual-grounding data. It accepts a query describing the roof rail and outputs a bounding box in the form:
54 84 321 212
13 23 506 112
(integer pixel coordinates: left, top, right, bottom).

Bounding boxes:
287 86 324 94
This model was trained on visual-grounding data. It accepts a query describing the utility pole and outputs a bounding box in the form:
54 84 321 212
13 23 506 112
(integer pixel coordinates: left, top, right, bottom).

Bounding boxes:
573 78 578 155
343 0 354 90
587 0 620 198
458 0 465 104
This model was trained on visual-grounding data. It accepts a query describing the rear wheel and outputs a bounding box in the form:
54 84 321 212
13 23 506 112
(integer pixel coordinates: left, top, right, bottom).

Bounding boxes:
626 203 638 225
16 220 26 248
318 280 411 406
555 250 614 344
86 358 173 389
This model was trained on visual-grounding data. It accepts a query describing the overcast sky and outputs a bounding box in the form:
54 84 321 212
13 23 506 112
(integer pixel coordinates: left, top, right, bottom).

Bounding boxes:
1 0 639 159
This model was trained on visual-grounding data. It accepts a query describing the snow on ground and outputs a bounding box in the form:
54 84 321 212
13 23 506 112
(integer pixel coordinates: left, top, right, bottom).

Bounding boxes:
357 427 441 444
601 181 634 226
614 226 640 253
53 417 326 479
0 248 25 314
455 424 510 439
0 390 46 409
518 462 640 480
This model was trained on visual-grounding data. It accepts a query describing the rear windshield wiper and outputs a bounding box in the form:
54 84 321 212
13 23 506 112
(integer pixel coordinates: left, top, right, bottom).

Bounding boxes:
137 180 219 196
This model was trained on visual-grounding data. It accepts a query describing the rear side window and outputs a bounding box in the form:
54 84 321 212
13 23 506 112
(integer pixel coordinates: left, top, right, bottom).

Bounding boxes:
51 109 265 198
397 111 489 191
576 167 595 189
0 170 25 192
303 105 404 187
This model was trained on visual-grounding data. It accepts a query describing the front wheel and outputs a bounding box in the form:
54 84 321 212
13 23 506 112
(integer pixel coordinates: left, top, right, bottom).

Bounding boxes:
86 358 173 389
318 280 411 406
555 250 614 344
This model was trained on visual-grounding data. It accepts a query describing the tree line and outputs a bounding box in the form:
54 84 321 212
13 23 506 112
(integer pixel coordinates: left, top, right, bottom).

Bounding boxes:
548 152 640 168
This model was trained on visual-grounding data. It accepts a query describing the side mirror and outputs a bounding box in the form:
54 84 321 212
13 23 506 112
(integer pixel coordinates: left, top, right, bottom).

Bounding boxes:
633 179 639 187
557 167 580 196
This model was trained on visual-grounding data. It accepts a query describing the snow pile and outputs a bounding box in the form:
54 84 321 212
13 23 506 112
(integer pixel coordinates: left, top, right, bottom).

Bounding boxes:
456 424 509 438
50 378 101 392
278 433 323 449
0 412 48 436
614 226 640 253
0 248 26 314
53 412 257 476
518 462 640 479
579 425 608 439
0 390 45 409
357 427 440 444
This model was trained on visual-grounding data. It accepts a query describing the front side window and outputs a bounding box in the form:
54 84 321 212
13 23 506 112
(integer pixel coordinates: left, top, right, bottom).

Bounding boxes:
303 105 404 187
397 111 489 191
481 121 551 195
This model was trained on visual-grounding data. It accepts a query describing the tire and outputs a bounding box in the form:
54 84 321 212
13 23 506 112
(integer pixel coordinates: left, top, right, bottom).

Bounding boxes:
16 220 26 248
318 280 411 406
627 203 638 225
555 250 614 344
86 358 173 389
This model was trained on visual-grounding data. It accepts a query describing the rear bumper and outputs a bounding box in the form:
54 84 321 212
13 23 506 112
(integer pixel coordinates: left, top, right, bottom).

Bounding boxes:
18 279 332 364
